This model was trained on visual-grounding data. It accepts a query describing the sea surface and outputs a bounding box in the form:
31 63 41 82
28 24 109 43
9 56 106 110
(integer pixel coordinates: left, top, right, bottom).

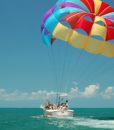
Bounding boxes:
0 108 114 130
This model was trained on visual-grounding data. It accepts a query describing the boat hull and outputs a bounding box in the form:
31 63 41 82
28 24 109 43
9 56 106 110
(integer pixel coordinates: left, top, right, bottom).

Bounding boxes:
44 109 74 118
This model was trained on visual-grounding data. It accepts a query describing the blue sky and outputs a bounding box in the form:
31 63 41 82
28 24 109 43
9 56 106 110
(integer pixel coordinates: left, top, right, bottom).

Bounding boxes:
0 0 114 108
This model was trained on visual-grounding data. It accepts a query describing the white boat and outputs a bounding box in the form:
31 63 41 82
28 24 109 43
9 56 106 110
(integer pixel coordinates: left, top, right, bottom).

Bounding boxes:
40 96 74 118
43 108 74 118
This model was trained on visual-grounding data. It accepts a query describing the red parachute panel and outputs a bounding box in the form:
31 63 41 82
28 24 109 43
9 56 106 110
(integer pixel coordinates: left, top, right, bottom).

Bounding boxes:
81 0 94 13
62 12 87 28
62 12 95 29
106 27 114 41
98 2 114 16
74 18 93 35
105 18 114 27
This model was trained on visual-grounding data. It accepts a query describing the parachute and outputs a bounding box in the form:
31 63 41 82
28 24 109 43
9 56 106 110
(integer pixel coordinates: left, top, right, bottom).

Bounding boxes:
41 0 114 58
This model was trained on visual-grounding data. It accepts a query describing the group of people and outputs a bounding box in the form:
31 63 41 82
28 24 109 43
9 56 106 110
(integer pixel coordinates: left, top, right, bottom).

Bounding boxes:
45 100 69 110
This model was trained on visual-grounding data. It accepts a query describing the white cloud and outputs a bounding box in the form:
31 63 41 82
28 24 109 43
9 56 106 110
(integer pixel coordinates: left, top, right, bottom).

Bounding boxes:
101 86 114 99
82 85 99 97
0 85 114 101
67 84 100 99
0 88 61 101
68 87 80 99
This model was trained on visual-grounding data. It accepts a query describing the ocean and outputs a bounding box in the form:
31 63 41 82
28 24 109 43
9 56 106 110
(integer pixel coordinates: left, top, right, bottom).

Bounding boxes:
0 108 114 130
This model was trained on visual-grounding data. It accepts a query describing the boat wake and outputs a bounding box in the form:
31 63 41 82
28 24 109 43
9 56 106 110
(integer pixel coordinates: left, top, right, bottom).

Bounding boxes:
32 113 114 130
31 115 44 119
48 116 114 129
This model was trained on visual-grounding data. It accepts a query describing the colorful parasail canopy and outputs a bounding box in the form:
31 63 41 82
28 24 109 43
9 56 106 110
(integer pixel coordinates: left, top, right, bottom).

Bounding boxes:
41 0 114 57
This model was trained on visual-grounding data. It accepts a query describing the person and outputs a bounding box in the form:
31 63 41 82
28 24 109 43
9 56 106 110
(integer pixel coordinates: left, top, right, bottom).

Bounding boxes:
65 100 69 108
57 102 61 109
45 101 53 109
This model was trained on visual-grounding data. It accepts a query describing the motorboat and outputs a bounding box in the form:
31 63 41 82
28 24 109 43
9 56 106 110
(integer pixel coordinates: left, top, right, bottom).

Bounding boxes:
40 97 74 118
43 108 74 118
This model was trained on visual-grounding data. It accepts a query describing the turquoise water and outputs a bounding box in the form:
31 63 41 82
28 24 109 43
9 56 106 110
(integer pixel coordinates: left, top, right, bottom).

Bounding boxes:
0 108 114 130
